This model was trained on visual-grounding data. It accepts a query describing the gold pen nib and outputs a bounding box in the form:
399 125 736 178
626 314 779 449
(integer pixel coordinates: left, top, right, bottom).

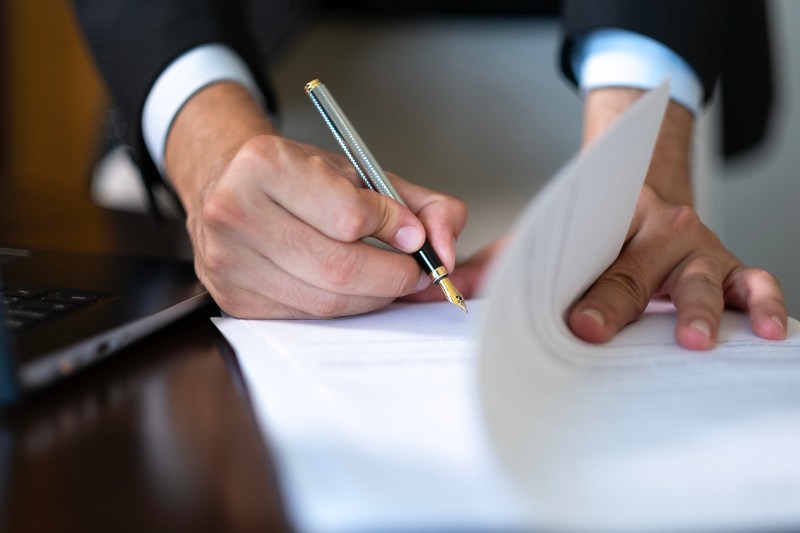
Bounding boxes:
429 266 467 312
436 276 468 313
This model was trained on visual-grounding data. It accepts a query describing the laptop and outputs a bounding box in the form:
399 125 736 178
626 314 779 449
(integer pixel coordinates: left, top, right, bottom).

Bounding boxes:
0 246 208 406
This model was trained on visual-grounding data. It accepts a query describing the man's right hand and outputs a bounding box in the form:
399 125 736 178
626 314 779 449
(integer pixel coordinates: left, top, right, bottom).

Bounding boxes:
164 82 467 319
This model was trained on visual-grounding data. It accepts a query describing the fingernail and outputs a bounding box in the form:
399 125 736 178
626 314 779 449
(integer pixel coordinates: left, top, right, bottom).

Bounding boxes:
395 226 422 252
688 319 711 340
415 272 430 291
580 308 605 328
770 315 784 331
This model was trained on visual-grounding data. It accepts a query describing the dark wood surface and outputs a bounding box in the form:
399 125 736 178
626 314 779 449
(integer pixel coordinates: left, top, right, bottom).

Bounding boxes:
0 184 289 532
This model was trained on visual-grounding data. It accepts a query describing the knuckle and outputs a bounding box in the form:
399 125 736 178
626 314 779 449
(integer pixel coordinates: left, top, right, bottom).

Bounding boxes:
387 265 418 296
734 268 786 306
444 195 468 224
201 187 242 231
306 153 330 174
689 269 721 290
236 135 275 166
676 255 723 291
668 205 704 236
685 254 721 276
307 152 359 187
454 196 468 219
342 165 362 184
373 195 399 235
319 245 362 287
683 270 723 299
332 202 371 241
430 189 466 212
307 292 350 318
596 264 650 315
748 268 781 288
383 255 420 298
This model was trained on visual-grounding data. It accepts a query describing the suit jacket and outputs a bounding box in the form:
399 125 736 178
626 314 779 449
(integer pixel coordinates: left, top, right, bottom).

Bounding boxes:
561 0 773 158
70 0 773 212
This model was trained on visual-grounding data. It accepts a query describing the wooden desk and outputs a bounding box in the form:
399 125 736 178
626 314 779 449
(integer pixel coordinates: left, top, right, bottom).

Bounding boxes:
0 184 289 532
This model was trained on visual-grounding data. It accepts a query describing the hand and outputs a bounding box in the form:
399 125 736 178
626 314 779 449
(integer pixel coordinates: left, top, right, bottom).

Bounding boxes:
568 88 787 349
164 83 466 318
568 185 786 349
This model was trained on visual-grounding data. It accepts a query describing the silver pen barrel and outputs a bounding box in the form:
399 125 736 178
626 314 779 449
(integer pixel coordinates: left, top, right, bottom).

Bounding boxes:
304 79 467 313
304 79 406 205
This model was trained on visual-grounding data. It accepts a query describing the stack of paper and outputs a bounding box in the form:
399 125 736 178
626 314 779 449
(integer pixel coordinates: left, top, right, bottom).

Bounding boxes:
214 82 800 532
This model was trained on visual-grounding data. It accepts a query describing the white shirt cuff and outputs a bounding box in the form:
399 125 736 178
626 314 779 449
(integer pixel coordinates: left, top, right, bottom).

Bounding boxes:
571 29 703 115
142 43 265 173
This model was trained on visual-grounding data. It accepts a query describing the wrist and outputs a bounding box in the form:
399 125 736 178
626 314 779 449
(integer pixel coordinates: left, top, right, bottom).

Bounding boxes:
583 87 694 206
646 98 694 206
164 82 278 209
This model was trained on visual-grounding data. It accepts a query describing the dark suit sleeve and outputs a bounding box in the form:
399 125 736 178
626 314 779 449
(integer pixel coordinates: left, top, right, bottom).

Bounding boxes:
69 0 276 213
559 0 727 104
559 0 774 156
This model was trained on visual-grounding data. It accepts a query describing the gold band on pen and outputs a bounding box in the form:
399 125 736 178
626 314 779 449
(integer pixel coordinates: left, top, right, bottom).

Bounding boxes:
429 266 448 285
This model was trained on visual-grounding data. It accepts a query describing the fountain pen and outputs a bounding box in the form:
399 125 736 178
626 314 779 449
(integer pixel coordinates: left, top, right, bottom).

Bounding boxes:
304 79 467 313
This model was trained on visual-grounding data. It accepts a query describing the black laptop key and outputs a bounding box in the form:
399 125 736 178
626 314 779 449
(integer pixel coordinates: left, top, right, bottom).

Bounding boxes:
6 317 27 330
4 287 46 299
1 283 110 330
43 292 99 305
7 308 51 321
17 299 77 312
5 308 51 331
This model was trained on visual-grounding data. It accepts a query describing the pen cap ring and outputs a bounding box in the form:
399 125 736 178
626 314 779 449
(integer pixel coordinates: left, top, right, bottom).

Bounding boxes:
305 79 322 93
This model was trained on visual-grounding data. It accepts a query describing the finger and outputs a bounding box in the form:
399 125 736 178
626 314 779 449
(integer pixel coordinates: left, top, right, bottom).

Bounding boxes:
203 187 427 299
393 175 468 271
568 242 678 344
251 150 428 254
667 256 726 350
567 190 664 343
198 243 394 319
724 267 787 341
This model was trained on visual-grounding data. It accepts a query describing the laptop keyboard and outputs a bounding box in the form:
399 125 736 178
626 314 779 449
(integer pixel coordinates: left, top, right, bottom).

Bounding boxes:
1 283 109 331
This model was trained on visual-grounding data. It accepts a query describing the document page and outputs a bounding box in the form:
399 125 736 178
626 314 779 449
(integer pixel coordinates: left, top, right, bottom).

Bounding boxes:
214 81 800 533
213 300 528 533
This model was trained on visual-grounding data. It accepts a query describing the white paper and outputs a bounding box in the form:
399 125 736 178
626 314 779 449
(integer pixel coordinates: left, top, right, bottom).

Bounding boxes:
214 301 528 533
213 81 800 533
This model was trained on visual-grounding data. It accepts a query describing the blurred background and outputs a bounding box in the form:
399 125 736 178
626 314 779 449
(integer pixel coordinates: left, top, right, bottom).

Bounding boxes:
1 0 109 249
2 0 799 316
